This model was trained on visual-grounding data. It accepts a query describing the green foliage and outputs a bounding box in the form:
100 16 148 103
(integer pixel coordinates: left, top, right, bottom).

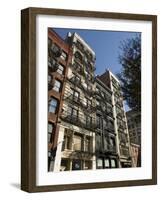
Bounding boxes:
117 35 141 111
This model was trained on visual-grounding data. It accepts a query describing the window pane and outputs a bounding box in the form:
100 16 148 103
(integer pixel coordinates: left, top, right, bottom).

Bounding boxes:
109 137 115 146
60 51 67 60
50 98 57 106
53 80 61 92
84 98 87 106
85 137 90 152
68 107 72 115
73 108 78 117
48 124 53 133
74 91 79 98
49 98 58 113
49 105 56 113
97 159 103 168
48 75 52 83
57 64 64 74
88 99 92 107
73 135 82 151
48 133 52 143
111 159 116 168
104 159 110 167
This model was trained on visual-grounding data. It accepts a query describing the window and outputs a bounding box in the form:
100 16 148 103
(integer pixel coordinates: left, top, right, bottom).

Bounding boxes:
53 80 62 92
48 57 52 67
62 135 71 150
83 97 88 106
68 107 78 119
83 82 87 90
48 97 58 113
96 115 102 129
75 51 83 62
87 99 92 107
60 51 67 61
73 108 78 118
96 134 102 151
51 43 62 57
48 74 52 83
76 40 84 51
88 84 92 91
85 137 91 152
104 158 110 168
75 75 81 83
71 89 79 101
73 134 82 151
96 99 100 106
101 102 106 111
48 123 54 143
97 158 103 169
111 159 117 168
96 86 100 93
86 115 92 127
109 137 115 146
48 38 52 46
48 57 58 71
57 63 64 75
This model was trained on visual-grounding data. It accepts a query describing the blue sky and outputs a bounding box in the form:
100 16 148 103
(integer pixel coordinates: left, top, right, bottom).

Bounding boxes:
53 28 140 111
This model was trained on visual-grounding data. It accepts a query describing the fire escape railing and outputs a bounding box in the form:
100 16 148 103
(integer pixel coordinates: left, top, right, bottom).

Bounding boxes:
60 111 96 132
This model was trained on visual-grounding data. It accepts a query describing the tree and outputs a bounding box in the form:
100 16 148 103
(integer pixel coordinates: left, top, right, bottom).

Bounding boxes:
117 35 141 111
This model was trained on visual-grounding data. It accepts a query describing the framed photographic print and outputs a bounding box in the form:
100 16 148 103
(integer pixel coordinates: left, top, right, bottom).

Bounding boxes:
21 7 157 192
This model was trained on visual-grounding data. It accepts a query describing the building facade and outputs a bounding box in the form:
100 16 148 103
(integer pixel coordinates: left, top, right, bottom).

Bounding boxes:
98 70 132 167
48 28 72 171
54 32 97 171
95 77 119 169
126 110 141 167
48 29 134 172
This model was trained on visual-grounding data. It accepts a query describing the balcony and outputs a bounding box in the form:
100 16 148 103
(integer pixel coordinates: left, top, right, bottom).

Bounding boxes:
60 111 96 131
68 76 81 88
94 91 112 105
60 112 82 127
63 89 96 115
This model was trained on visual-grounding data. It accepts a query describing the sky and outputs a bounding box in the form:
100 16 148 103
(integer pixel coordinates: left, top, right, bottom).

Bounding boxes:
53 28 140 111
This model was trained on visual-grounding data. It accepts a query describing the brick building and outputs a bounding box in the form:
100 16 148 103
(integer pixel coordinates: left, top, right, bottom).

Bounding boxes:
48 28 72 171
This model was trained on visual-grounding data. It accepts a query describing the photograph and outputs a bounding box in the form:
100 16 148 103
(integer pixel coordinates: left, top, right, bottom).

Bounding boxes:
48 27 141 172
21 7 157 192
